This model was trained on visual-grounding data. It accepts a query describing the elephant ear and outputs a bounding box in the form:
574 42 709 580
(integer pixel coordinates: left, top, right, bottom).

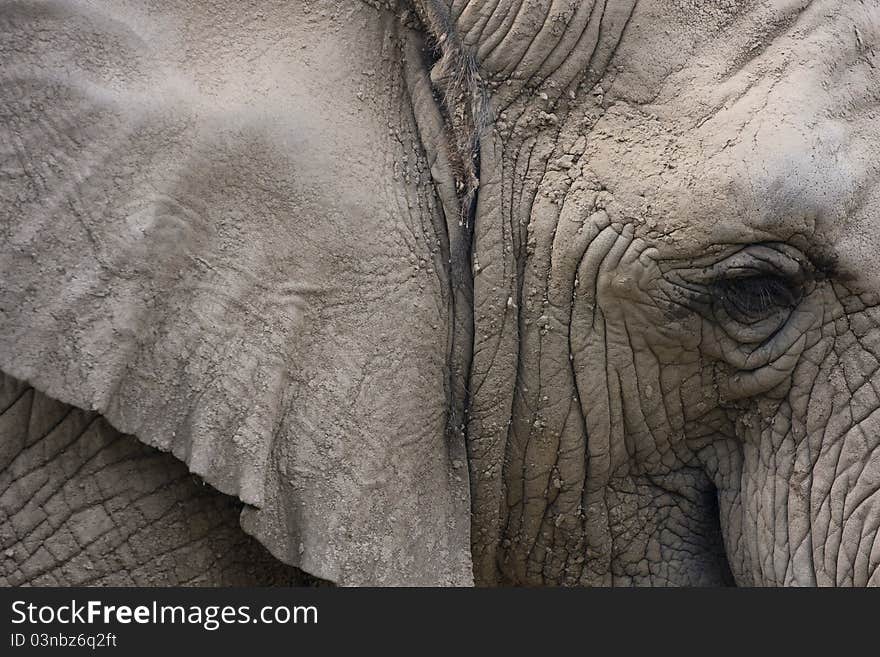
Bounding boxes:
0 2 472 584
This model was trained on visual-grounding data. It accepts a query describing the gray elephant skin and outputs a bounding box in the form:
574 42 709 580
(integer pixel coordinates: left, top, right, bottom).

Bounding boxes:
1 0 878 587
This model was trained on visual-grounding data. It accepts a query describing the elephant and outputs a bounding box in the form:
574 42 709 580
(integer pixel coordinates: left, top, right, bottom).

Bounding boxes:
1 0 878 587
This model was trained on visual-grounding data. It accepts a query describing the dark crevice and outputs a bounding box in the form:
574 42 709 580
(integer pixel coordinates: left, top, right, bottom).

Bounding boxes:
405 3 479 440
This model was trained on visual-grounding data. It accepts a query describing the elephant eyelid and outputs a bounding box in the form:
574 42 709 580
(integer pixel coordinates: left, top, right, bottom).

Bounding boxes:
712 244 811 285
720 265 785 280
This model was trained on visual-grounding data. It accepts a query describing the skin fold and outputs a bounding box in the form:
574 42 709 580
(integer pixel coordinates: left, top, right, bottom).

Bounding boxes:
1 0 878 586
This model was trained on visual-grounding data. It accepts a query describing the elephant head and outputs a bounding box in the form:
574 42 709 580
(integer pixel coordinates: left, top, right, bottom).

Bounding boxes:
2 0 878 587
413 0 880 586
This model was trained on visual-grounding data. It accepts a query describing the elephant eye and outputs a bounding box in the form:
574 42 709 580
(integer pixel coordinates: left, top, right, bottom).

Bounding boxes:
714 271 800 319
667 243 810 339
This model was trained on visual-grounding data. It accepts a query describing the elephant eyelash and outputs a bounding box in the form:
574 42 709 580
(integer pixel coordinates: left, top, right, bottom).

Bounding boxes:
714 273 799 317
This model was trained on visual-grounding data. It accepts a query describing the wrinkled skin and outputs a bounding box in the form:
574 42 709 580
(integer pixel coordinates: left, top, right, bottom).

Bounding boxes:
2 0 879 586
0 373 313 585
433 0 880 586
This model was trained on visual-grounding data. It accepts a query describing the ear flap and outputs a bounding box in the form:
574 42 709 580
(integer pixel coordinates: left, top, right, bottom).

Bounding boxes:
0 2 472 585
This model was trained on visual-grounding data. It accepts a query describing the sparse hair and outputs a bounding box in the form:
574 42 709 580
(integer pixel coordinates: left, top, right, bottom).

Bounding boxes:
410 0 491 227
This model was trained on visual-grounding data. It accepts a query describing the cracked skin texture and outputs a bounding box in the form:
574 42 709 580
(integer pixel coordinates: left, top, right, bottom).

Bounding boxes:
2 0 880 586
0 373 316 586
